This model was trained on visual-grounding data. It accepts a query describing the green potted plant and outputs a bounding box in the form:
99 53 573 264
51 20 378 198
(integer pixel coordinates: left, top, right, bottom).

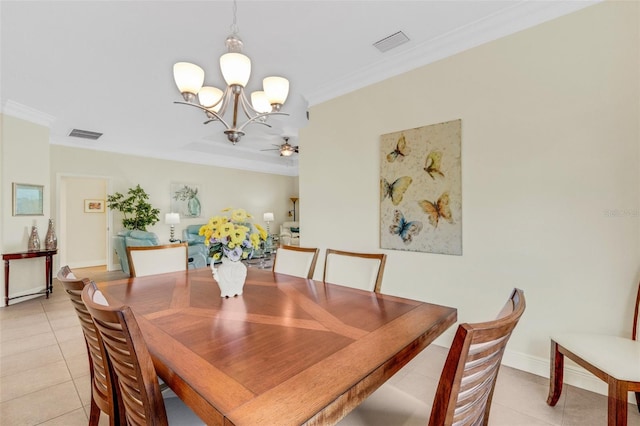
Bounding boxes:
106 184 160 231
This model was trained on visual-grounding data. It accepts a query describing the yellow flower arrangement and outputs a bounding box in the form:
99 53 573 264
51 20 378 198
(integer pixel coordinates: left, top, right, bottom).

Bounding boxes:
199 208 267 262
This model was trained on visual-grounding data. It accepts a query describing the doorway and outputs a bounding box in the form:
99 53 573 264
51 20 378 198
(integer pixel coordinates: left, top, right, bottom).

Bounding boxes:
56 175 113 270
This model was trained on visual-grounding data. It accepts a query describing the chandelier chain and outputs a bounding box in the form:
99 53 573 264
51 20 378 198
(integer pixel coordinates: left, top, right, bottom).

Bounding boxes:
230 0 239 35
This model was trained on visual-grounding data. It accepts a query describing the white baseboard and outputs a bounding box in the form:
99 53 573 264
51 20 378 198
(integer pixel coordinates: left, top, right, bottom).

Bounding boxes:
431 329 636 404
68 259 107 269
107 263 122 272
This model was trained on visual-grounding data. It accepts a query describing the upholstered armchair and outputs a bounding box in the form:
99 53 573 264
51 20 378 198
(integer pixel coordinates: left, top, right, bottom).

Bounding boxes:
182 224 211 265
113 230 157 275
279 221 300 246
113 229 207 275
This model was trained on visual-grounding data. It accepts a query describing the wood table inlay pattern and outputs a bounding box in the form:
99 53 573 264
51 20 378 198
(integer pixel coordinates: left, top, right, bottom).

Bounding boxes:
98 267 457 425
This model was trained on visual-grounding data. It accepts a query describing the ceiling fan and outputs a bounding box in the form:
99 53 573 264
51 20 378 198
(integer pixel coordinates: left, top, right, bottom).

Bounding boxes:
261 137 299 157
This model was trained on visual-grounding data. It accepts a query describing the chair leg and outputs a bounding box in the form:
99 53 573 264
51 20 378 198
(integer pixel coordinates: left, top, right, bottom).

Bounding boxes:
547 340 564 406
607 378 628 426
89 398 101 426
635 392 640 414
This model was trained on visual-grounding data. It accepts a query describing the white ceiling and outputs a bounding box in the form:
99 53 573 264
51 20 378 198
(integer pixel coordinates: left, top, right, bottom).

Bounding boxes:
1 1 599 176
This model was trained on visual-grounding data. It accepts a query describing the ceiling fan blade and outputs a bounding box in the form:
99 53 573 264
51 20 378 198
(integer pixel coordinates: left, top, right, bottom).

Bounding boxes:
260 143 285 152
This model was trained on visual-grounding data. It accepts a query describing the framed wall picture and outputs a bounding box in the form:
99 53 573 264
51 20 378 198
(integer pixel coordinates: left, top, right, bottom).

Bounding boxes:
380 119 462 255
171 183 202 218
12 183 44 216
84 199 105 213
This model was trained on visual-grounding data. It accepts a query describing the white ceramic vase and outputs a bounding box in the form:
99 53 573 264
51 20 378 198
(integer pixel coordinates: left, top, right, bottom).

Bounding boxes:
211 257 247 298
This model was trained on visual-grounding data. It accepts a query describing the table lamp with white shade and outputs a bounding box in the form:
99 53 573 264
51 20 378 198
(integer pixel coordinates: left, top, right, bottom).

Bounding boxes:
263 212 274 236
165 213 180 242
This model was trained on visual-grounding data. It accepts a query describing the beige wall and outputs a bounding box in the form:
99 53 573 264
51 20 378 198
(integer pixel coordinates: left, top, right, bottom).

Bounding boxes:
300 1 639 396
49 145 297 269
1 115 51 300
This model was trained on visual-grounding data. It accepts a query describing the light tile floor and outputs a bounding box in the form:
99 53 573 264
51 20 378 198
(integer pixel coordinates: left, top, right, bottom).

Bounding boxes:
0 266 639 425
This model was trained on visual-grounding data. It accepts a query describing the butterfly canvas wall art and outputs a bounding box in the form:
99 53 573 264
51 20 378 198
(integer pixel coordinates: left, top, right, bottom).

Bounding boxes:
380 119 462 255
380 176 412 206
386 134 410 162
389 209 423 244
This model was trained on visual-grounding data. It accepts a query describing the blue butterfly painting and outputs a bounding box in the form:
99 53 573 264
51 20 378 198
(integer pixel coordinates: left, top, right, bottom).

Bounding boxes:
389 210 423 244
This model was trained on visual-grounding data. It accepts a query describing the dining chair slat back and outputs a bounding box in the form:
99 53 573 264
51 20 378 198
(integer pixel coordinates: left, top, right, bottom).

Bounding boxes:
429 288 526 426
323 249 387 293
81 281 204 426
273 245 319 279
126 243 189 277
57 266 124 426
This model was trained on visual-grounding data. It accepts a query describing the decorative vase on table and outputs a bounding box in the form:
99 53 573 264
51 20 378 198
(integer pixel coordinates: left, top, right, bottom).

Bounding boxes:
201 207 269 297
211 257 247 298
28 226 41 251
45 219 57 250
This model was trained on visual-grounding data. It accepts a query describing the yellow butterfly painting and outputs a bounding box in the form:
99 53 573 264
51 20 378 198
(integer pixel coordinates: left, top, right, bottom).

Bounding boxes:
423 150 444 179
386 134 410 162
418 192 453 228
381 176 412 206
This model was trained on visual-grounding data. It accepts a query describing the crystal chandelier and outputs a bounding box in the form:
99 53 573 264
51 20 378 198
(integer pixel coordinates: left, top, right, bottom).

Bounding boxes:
172 1 289 144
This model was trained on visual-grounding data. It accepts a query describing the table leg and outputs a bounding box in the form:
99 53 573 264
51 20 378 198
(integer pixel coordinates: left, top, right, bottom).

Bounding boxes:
45 254 52 298
4 260 9 307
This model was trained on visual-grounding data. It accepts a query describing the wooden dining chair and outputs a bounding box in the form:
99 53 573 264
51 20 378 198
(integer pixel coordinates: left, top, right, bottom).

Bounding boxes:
56 266 124 426
323 249 387 293
340 288 526 426
126 242 189 277
429 288 526 425
272 244 320 279
547 280 640 426
81 281 204 426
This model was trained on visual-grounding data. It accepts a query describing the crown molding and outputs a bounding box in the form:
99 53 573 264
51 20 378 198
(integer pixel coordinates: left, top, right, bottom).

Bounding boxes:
305 0 602 106
1 99 56 128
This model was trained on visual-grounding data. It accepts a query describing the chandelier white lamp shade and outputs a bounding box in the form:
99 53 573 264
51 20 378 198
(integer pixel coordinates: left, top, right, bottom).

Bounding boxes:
173 62 205 102
250 91 272 114
172 2 290 144
197 86 224 113
220 51 251 87
263 77 289 106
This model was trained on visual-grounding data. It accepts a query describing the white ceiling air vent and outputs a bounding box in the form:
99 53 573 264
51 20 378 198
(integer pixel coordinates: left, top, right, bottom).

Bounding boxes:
373 31 410 53
68 128 103 140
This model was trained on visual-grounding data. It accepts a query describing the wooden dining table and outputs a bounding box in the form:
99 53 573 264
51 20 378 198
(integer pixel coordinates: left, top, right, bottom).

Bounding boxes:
97 267 457 426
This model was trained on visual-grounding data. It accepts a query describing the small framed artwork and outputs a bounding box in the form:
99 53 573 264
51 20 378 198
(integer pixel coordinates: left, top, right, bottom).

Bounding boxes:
84 199 105 213
13 183 44 216
171 183 202 218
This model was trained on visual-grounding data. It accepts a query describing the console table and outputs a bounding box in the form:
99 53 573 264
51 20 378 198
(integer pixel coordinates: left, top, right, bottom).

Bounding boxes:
3 249 57 306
